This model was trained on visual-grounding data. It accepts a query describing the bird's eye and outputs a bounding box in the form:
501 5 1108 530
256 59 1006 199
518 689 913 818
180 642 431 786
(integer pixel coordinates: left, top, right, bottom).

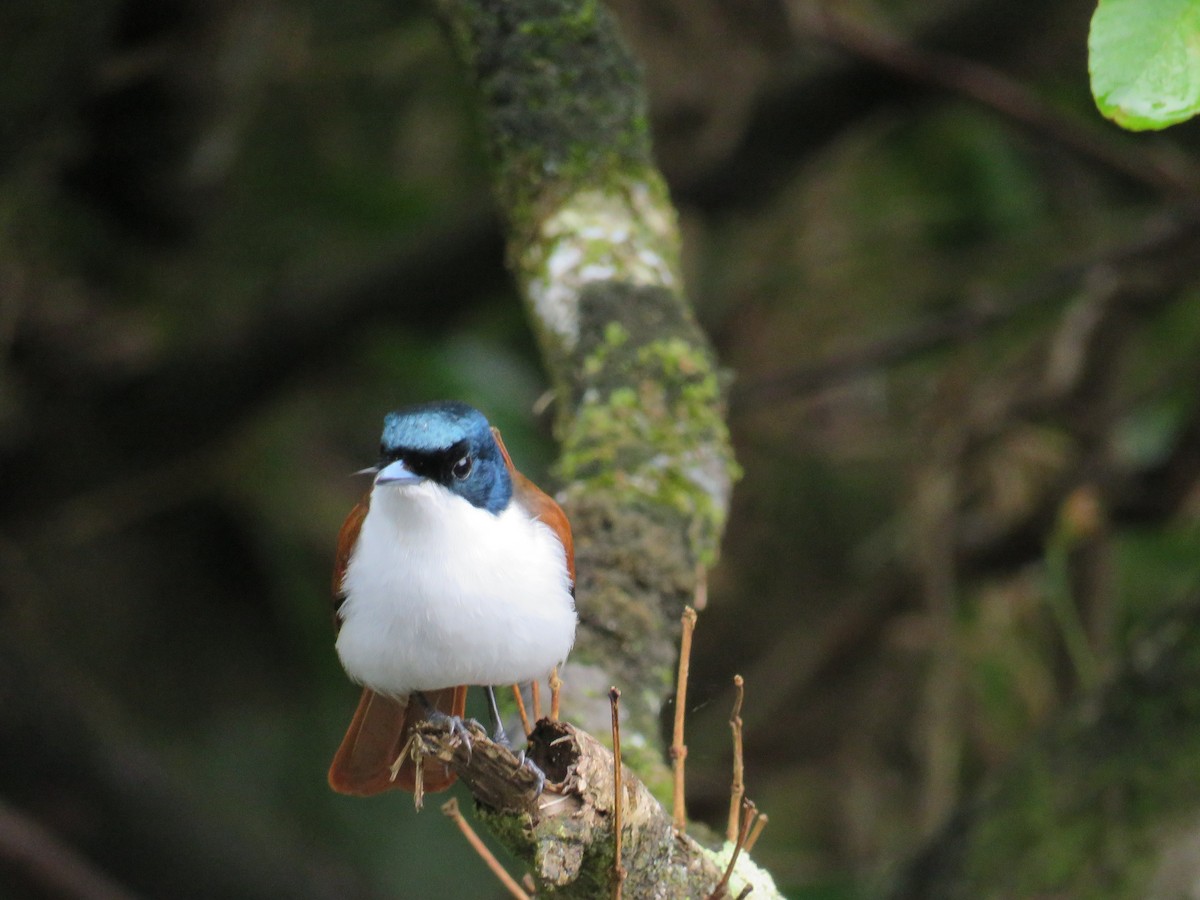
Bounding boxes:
452 456 473 480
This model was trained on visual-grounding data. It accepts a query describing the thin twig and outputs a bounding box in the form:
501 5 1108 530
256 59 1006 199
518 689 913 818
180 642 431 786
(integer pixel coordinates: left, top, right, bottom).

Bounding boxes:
672 607 699 832
531 680 543 722
726 675 746 843
744 814 769 854
549 667 563 721
709 800 757 899
442 798 531 900
412 756 425 811
807 5 1200 200
522 874 537 894
391 732 426 810
609 687 627 900
734 184 1200 414
512 684 533 737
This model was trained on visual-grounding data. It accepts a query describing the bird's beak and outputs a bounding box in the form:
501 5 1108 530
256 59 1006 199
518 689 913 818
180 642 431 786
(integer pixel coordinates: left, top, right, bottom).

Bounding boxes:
375 459 423 485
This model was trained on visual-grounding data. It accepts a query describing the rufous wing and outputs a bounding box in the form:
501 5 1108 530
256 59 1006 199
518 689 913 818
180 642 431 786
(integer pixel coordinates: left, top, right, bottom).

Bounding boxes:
332 493 369 626
490 426 575 585
329 493 468 794
327 686 467 795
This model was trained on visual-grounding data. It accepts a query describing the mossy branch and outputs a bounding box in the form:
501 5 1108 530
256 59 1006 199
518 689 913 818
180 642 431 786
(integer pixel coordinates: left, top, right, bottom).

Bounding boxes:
429 1 758 896
434 0 737 758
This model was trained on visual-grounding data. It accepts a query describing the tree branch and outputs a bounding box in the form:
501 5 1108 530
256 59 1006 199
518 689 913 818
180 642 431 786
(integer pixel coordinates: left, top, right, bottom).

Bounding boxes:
427 2 760 895
1 208 504 526
668 0 1096 211
804 6 1200 201
411 718 781 898
434 0 738 772
733 213 1200 411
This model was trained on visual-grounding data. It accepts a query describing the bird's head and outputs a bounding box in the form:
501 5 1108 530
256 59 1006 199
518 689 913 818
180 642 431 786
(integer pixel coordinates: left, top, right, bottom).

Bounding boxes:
373 401 512 514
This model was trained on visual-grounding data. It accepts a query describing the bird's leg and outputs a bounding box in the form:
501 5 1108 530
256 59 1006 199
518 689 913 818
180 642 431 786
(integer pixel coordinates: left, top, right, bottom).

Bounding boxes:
483 685 547 794
412 691 472 756
484 685 510 746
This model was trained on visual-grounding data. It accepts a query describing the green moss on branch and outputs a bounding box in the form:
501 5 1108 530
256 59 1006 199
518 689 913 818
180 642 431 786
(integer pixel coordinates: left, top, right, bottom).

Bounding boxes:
435 0 653 242
560 282 739 564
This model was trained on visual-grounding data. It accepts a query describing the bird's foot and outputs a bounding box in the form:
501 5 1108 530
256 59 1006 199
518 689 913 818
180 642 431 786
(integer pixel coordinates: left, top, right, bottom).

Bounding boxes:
491 719 512 747
424 709 473 757
483 684 513 747
481 686 543 792
516 749 546 796
412 692 474 758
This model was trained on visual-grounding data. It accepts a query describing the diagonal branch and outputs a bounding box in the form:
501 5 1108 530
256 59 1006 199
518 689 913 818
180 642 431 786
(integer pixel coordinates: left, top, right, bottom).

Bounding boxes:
434 0 739 781
804 6 1200 200
733 213 1200 411
427 2 754 896
2 209 505 527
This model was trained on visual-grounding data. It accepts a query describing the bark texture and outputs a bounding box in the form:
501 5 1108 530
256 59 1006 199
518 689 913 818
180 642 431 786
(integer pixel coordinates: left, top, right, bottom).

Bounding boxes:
414 721 779 899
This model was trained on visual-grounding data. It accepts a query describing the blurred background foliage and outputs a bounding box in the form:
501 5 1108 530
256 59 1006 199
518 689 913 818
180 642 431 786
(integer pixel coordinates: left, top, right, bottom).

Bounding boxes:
2 0 1200 897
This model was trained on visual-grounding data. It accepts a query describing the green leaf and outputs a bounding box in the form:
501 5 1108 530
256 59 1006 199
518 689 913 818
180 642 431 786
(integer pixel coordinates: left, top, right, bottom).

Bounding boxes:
1088 0 1200 130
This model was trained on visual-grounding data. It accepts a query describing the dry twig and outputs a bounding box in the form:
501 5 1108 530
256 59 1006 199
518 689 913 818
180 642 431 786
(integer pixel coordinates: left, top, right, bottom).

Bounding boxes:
512 684 533 737
610 687 627 900
672 606 699 831
442 797 530 900
389 731 427 810
806 4 1200 199
410 716 761 895
412 755 425 811
744 814 769 854
550 667 563 721
711 802 758 899
726 675 747 843
709 800 758 900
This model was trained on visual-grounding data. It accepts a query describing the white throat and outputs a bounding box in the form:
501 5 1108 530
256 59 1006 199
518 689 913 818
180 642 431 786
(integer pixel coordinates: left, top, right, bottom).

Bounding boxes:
335 480 575 696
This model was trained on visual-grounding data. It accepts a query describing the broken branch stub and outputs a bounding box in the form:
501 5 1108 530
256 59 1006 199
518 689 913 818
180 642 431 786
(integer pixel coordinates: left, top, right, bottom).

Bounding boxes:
412 719 726 895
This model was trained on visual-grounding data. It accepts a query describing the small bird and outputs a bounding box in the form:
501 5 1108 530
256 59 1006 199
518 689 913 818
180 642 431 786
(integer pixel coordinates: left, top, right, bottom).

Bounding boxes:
328 401 576 796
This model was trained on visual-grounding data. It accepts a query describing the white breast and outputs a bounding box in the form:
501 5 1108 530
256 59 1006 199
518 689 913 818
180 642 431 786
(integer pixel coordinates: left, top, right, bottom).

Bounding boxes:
335 480 576 696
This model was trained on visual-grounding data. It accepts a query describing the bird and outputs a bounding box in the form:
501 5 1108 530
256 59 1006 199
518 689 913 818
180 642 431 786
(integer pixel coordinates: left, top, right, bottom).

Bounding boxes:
328 400 576 796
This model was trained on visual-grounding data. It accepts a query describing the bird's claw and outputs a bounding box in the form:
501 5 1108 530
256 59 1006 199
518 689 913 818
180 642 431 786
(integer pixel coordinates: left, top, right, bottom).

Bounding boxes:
516 749 546 796
423 710 473 759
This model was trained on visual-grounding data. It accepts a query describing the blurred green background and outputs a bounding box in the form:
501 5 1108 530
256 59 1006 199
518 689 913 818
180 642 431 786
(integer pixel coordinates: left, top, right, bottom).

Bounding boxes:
3 1 1200 897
